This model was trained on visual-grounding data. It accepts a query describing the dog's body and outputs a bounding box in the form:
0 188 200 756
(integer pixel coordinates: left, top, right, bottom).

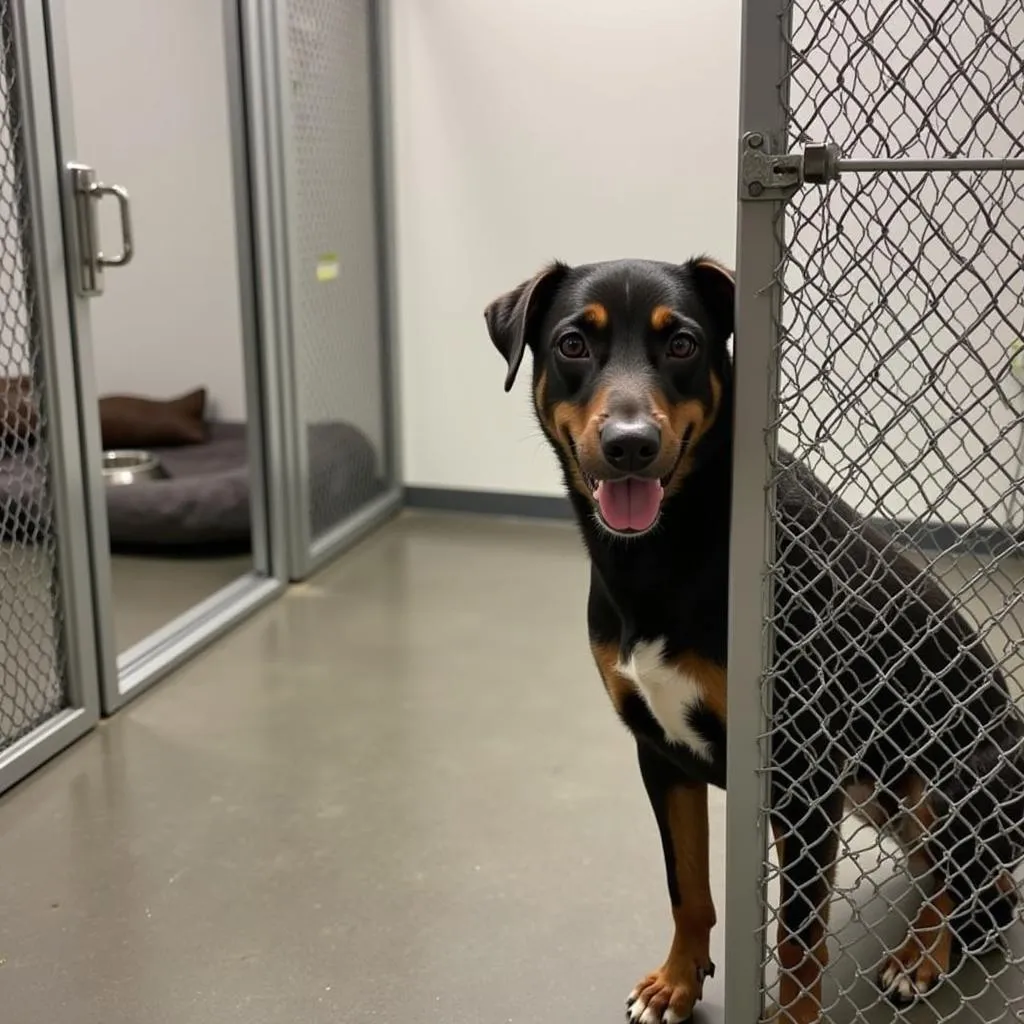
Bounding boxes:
485 258 1024 1024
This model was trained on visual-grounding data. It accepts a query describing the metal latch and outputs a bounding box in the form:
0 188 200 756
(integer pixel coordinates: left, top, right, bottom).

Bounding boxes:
67 163 135 297
740 133 840 201
740 133 1024 201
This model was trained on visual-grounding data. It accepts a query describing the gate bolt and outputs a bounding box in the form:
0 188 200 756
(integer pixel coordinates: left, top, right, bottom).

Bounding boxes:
802 142 841 184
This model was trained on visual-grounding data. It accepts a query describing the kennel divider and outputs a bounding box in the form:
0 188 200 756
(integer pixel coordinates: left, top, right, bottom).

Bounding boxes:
257 0 402 581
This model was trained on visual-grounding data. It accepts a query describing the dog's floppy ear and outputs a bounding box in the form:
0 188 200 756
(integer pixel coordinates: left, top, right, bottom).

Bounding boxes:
484 261 568 392
689 256 735 342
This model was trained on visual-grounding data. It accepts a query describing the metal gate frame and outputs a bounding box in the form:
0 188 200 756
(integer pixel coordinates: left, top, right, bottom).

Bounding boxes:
0 0 102 792
726 0 1024 1021
724 0 790 1015
251 0 402 582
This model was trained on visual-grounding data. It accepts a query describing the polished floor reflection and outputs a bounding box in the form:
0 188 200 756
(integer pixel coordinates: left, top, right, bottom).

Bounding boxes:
111 553 253 651
0 513 1021 1024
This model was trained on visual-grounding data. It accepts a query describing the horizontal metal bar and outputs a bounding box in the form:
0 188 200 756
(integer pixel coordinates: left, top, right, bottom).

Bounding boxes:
0 708 94 797
839 156 1024 173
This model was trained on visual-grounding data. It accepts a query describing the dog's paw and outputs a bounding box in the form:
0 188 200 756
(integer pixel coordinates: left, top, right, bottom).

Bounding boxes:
877 948 944 1005
624 959 714 1024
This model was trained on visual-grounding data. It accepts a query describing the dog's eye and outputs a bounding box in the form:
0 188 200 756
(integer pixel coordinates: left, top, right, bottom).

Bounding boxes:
557 333 589 359
667 332 698 360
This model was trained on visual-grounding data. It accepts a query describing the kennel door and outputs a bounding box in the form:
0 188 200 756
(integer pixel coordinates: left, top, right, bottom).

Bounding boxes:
264 0 400 580
727 1 1024 1022
0 0 105 794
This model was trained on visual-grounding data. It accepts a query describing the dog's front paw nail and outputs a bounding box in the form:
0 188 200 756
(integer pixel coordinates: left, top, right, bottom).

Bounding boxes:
626 996 646 1020
625 999 683 1024
625 961 706 1024
695 959 716 984
877 950 942 1005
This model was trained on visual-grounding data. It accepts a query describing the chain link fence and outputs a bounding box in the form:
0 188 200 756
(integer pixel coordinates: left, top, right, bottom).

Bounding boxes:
285 0 388 543
0 5 67 752
757 0 1024 1021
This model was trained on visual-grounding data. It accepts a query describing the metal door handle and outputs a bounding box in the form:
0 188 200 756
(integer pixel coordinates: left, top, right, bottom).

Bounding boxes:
67 163 135 296
91 182 133 267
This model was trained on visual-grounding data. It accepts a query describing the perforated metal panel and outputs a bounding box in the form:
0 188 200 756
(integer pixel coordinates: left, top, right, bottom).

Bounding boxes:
734 2 1024 1023
0 5 66 750
284 0 388 543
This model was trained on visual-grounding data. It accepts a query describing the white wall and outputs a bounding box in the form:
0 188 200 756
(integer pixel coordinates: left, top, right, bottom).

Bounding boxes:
389 0 742 496
389 0 1023 530
64 0 248 420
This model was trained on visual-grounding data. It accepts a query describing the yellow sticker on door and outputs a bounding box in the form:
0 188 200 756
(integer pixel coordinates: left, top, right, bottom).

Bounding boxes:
316 254 339 282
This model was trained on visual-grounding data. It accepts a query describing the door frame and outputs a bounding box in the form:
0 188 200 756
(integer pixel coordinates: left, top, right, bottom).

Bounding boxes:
0 0 102 793
43 0 289 713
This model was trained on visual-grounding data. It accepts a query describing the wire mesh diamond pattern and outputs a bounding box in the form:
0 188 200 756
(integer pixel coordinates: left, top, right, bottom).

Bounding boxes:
285 0 387 542
756 1 1024 1021
0 6 67 752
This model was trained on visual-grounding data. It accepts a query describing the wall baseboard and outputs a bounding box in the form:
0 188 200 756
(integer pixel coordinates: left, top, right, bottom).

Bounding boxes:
403 486 573 521
402 486 1021 556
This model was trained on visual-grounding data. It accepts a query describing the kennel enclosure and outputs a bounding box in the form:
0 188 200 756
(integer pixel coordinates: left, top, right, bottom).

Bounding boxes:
0 0 399 791
726 0 1024 1021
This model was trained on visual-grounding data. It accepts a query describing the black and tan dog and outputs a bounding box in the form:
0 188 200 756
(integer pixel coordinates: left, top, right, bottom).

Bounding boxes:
484 257 1024 1024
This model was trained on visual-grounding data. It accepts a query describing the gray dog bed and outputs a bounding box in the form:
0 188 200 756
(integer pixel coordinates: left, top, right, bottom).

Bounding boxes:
0 420 384 550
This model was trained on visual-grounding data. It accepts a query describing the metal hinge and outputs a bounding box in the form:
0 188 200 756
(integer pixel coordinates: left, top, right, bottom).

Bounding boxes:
740 133 839 201
740 131 1024 201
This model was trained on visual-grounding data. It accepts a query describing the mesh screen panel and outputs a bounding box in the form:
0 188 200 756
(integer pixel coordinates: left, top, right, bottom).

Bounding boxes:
0 7 67 751
756 1 1024 1021
285 0 388 542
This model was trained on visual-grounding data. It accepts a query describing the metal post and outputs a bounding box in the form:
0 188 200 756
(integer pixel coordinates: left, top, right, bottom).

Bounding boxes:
368 0 404 493
262 0 311 578
238 0 293 585
725 0 791 1019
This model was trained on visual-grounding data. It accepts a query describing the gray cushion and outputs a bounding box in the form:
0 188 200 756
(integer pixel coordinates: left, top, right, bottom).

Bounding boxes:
105 421 251 548
0 420 384 550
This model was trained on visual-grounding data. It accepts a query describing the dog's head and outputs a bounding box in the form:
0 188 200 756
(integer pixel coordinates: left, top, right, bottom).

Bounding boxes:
484 257 734 537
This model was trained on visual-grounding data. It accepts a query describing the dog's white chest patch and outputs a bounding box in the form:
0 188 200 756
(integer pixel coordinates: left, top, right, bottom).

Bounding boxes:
616 638 713 761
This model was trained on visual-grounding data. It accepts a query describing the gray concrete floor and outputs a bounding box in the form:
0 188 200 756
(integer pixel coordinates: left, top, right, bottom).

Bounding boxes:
111 553 253 651
0 512 1022 1024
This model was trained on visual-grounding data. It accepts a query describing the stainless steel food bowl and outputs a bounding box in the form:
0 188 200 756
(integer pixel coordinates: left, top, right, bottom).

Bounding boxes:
102 450 165 486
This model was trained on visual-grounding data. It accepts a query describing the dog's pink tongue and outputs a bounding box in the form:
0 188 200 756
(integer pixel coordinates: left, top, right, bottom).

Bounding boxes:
595 479 664 532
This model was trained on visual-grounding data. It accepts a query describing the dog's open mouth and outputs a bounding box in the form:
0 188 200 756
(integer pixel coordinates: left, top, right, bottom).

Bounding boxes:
592 477 665 532
577 425 694 535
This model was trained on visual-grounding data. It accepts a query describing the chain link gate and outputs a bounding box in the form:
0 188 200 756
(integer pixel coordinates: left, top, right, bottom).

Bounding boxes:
727 1 1024 1022
0 0 101 792
0 0 65 752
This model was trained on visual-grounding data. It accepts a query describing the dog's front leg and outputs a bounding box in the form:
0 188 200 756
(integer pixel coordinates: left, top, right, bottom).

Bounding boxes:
627 742 716 1024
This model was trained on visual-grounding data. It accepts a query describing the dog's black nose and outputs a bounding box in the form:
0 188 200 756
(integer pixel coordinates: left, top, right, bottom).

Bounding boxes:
600 419 661 472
